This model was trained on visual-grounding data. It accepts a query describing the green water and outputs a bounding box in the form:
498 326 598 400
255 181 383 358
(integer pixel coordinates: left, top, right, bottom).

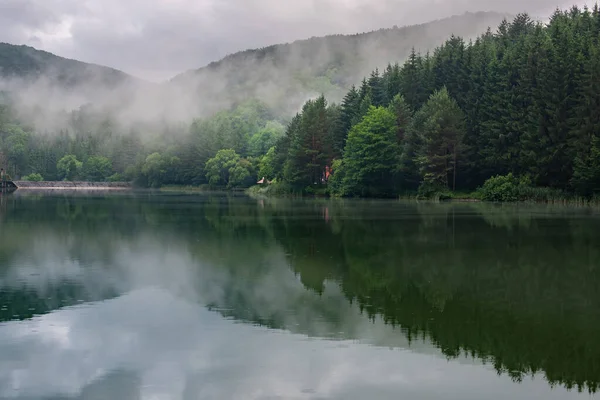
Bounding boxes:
0 191 599 399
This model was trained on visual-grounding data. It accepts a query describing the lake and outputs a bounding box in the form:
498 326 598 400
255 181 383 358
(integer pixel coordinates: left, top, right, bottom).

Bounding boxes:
0 191 599 400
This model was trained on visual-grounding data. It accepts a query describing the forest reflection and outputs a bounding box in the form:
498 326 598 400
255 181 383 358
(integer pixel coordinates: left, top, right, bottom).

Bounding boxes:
1 192 599 394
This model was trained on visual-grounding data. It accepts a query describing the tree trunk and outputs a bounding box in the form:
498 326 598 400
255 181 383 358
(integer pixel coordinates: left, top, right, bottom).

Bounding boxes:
453 146 457 192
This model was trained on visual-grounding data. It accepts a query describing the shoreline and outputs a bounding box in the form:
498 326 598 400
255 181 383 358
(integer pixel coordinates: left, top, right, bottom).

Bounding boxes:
13 187 132 190
11 181 132 190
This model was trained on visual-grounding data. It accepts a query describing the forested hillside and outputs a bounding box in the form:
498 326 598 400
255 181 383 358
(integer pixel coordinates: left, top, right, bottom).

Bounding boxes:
2 5 599 200
0 11 508 186
0 43 139 88
265 6 600 198
170 12 509 115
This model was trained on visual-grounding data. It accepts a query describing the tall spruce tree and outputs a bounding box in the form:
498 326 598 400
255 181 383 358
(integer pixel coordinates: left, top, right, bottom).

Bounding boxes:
412 87 466 191
284 96 332 187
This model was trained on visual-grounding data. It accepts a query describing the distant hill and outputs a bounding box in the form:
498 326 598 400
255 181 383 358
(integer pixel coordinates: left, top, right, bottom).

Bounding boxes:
0 11 511 126
0 43 148 130
169 11 512 115
0 42 139 89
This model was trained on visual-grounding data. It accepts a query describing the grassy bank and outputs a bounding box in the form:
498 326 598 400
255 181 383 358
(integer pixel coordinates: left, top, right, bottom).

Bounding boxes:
159 185 212 193
163 182 600 208
159 185 248 193
246 183 329 198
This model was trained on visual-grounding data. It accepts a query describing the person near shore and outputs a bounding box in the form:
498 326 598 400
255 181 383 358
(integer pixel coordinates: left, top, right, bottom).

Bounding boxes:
0 168 5 189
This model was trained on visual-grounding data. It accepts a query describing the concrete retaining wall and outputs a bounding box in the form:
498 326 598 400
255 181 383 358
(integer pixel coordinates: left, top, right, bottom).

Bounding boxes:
13 181 131 189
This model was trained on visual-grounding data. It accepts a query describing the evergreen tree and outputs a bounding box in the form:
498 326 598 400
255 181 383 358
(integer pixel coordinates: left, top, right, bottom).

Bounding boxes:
412 88 466 191
571 42 600 194
384 63 402 105
284 96 331 187
388 94 412 144
368 68 386 107
400 49 427 110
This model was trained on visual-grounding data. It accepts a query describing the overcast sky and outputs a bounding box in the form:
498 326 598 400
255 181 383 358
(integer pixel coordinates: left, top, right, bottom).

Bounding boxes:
0 0 587 81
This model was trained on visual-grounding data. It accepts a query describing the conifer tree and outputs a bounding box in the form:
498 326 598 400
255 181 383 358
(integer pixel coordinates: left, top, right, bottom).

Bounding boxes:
412 87 466 191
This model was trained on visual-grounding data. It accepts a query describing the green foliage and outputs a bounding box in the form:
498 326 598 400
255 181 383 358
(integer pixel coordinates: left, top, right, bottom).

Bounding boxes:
139 152 181 188
228 158 256 188
203 149 256 189
572 136 600 196
478 173 529 202
83 156 112 182
21 173 44 182
417 182 452 201
107 173 125 182
258 146 277 181
248 121 285 157
412 87 466 191
2 7 600 198
56 155 83 181
141 153 165 188
270 6 600 199
205 149 240 187
247 181 296 197
0 125 29 177
327 159 344 196
334 106 400 197
282 96 337 188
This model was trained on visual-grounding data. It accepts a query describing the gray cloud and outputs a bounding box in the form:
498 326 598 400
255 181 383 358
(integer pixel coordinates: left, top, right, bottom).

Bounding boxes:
0 0 588 81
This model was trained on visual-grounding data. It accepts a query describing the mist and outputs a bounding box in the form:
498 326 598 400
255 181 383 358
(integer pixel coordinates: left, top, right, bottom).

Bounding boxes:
1 0 585 81
0 0 595 186
1 9 516 135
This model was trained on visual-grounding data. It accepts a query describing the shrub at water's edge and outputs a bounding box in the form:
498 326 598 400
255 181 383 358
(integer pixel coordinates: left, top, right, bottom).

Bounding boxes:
21 173 44 182
477 173 527 202
475 173 600 205
247 181 328 197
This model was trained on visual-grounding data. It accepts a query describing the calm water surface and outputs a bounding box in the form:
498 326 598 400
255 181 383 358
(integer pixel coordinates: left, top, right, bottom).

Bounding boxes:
0 191 599 399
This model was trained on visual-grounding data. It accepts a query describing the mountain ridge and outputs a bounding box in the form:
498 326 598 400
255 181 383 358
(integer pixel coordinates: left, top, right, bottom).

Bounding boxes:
178 11 512 79
0 11 513 123
0 42 142 88
167 11 513 115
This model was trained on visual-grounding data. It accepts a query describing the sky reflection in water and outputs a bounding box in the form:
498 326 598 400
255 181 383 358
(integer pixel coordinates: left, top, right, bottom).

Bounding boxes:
0 192 598 399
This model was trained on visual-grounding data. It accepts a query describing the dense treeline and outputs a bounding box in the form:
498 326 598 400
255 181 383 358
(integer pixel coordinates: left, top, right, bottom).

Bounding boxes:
266 5 600 197
0 98 285 186
2 5 600 198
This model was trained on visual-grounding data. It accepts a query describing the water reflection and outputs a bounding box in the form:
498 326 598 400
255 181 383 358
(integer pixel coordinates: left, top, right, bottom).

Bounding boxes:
0 192 598 399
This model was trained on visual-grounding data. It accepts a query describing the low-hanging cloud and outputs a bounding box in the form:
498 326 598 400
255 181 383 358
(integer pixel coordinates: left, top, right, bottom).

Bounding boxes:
0 0 590 140
0 0 587 81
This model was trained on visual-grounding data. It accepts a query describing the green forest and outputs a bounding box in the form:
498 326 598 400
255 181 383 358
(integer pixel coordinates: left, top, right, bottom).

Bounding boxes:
1 5 600 200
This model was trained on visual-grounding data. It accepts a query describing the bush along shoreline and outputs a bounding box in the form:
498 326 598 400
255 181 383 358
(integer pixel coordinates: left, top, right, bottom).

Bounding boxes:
245 172 600 207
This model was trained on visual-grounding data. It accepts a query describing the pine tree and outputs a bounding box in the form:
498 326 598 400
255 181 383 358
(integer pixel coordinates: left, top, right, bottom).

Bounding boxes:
335 85 360 146
368 68 386 107
384 63 402 105
400 49 426 110
284 96 332 187
388 94 412 144
571 42 600 195
412 87 466 191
